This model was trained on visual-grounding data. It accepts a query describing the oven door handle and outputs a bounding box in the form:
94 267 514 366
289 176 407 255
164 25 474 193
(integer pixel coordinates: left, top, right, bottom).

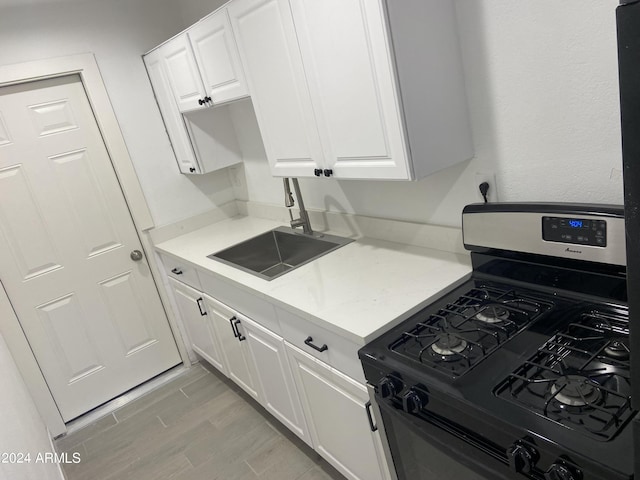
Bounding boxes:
365 401 378 432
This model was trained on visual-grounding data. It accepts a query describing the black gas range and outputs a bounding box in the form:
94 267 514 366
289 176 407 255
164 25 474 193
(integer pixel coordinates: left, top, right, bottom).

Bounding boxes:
359 203 634 480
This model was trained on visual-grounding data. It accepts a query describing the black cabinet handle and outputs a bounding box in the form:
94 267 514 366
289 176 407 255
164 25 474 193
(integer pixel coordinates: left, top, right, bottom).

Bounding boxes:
304 336 328 352
196 297 207 316
365 401 378 432
314 168 322 177
229 316 238 338
171 268 183 275
189 167 196 173
204 96 212 103
198 98 205 106
229 316 246 341
323 169 333 177
234 318 246 342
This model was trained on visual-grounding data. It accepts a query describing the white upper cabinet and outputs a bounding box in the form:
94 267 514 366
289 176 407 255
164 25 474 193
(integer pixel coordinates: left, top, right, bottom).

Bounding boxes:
189 9 249 105
229 0 472 180
158 7 248 112
144 49 200 174
289 0 410 180
159 34 207 113
227 0 325 178
144 11 245 175
146 0 472 180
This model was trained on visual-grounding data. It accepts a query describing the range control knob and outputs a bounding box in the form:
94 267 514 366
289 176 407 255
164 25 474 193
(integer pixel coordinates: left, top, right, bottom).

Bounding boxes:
545 462 582 480
401 389 423 414
508 442 538 474
377 376 400 399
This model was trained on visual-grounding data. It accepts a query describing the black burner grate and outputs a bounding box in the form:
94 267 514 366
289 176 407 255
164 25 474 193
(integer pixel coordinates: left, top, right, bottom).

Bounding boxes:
388 286 552 378
495 310 634 441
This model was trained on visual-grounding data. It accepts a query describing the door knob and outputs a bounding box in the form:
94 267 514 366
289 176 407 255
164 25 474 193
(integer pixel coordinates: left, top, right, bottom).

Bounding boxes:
130 250 143 261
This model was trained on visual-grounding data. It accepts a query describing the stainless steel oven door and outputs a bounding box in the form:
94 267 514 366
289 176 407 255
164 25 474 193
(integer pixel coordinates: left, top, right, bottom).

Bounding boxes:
376 394 514 480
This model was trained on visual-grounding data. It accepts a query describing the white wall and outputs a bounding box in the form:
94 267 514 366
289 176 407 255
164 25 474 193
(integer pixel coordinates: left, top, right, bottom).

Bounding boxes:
4 0 618 231
221 0 625 228
0 329 63 480
0 0 236 227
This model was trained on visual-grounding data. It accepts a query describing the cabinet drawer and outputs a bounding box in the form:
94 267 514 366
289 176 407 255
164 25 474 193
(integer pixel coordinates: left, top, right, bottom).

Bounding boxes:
159 252 202 290
198 269 280 334
276 306 365 383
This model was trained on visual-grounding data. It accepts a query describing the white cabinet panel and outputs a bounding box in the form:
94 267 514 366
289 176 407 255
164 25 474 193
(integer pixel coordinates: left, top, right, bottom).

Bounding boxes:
160 34 207 113
242 316 311 446
205 294 259 400
189 9 248 104
286 342 387 480
227 0 323 177
144 50 199 174
169 278 227 373
289 0 410 179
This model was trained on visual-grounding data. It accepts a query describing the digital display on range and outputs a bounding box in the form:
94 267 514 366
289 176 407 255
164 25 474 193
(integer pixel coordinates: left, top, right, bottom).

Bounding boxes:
567 219 587 228
542 216 606 247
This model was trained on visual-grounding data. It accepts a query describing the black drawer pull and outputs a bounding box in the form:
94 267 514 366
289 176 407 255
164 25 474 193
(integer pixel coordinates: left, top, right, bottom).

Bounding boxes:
235 319 246 342
196 297 207 316
230 317 245 342
171 268 183 275
365 401 378 432
304 336 328 352
229 316 238 337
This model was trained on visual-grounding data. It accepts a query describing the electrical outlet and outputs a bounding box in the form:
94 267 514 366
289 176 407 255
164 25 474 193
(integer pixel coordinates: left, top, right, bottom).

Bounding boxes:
475 172 498 203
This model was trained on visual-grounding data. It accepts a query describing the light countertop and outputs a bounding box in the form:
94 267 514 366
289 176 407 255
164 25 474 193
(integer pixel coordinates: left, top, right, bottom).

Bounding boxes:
155 215 472 344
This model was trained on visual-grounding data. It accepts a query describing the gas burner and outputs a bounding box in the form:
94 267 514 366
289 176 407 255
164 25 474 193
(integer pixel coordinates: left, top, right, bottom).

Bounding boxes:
496 309 633 440
475 305 510 324
390 284 552 377
550 375 602 407
604 339 630 361
432 334 468 356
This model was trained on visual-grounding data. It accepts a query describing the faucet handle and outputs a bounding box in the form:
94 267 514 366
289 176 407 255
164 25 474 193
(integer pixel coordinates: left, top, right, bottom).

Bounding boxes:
283 178 295 207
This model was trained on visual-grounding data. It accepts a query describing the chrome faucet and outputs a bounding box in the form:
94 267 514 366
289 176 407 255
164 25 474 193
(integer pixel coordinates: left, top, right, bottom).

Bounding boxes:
283 178 313 235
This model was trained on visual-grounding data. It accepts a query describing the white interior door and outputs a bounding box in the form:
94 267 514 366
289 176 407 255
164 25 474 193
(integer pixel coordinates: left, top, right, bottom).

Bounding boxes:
0 75 181 422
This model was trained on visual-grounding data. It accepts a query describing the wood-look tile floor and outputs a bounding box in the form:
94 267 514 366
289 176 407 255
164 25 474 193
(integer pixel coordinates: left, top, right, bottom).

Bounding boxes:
55 364 346 480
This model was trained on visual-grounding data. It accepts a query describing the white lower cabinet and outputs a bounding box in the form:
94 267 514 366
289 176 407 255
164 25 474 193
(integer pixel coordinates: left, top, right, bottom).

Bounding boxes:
166 267 392 479
203 294 260 401
286 342 390 480
241 315 311 446
168 278 227 374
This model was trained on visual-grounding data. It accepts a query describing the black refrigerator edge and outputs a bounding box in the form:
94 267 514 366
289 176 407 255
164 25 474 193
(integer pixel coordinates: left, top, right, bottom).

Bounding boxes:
617 0 640 476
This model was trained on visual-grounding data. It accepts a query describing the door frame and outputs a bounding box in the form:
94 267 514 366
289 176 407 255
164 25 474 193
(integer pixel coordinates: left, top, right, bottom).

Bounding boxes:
0 54 190 437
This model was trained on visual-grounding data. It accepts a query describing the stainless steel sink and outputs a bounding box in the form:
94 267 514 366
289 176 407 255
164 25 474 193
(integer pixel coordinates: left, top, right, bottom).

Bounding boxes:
208 227 353 280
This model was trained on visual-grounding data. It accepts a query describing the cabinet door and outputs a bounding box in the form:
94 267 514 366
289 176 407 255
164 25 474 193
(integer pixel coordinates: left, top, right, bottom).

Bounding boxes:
289 0 411 180
160 34 208 113
242 316 311 446
286 343 388 480
189 9 249 105
227 0 324 177
144 50 200 174
168 278 226 373
204 294 259 400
